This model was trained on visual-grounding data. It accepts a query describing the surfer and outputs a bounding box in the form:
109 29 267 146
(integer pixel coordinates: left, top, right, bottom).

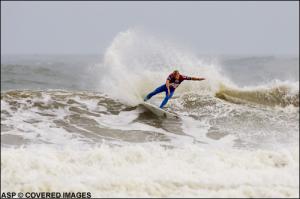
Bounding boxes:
144 70 205 108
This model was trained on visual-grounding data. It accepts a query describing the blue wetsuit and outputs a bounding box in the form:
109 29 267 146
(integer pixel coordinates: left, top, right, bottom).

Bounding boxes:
145 73 192 108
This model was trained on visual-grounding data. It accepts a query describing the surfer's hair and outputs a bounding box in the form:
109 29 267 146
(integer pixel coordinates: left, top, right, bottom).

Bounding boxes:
173 70 179 74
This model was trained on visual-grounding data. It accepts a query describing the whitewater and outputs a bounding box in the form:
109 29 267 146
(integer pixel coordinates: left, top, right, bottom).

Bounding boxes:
1 29 299 197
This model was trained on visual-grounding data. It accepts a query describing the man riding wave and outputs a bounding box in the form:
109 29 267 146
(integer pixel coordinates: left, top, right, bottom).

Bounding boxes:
144 70 205 108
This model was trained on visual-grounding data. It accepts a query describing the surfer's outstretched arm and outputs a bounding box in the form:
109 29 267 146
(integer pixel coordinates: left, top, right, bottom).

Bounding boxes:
191 77 205 81
183 75 205 81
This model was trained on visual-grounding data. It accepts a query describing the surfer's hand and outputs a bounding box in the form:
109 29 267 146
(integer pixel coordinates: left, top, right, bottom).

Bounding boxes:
167 89 170 96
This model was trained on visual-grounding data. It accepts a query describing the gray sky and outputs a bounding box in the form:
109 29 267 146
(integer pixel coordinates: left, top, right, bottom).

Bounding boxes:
1 1 299 55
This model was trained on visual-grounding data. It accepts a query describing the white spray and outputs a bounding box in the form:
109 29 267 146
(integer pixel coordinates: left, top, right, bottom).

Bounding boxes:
99 28 233 106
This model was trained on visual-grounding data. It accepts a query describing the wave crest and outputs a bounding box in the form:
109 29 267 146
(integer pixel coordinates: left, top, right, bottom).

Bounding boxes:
216 82 299 107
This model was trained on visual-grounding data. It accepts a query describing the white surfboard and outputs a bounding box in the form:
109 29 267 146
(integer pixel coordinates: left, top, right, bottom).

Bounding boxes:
141 102 179 119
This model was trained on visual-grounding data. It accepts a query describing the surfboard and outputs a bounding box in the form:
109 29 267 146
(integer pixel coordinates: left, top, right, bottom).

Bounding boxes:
141 102 179 119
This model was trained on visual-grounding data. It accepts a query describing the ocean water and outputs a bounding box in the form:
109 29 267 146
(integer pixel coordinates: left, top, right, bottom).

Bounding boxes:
1 29 299 197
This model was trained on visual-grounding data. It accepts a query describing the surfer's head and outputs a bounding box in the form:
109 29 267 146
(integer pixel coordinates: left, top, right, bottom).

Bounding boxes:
173 70 180 79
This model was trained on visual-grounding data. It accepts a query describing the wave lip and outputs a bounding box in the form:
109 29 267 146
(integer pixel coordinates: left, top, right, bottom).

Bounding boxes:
216 81 299 107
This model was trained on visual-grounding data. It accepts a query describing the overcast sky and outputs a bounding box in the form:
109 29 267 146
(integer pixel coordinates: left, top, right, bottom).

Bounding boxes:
1 1 299 55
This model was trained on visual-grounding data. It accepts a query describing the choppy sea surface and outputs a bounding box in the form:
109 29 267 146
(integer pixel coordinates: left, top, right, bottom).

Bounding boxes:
1 30 299 197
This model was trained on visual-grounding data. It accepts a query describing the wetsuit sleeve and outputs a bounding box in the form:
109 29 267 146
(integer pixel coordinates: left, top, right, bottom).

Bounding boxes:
167 74 173 81
182 75 192 80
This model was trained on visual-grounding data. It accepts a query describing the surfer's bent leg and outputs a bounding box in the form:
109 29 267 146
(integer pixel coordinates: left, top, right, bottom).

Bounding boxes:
159 89 174 108
145 84 166 101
